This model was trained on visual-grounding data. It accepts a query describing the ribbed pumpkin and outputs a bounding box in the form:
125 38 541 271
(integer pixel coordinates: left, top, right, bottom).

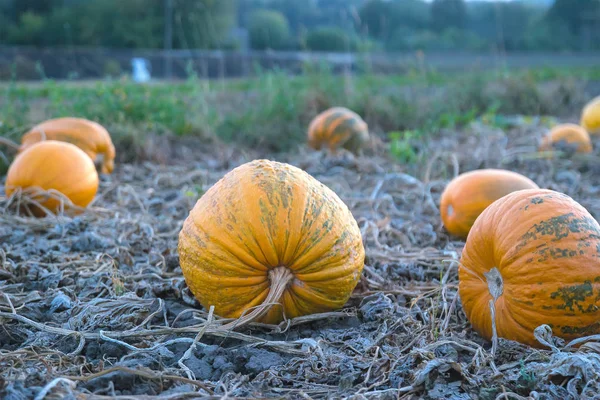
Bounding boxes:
581 96 600 135
5 141 99 216
459 188 600 348
440 169 539 239
539 123 593 154
178 159 365 327
307 107 369 153
20 117 116 174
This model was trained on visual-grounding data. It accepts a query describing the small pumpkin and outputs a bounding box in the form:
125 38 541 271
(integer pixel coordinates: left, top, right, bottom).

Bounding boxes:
581 96 600 134
5 140 99 216
440 169 539 239
307 107 369 153
20 117 116 174
178 159 365 328
459 188 600 348
539 123 592 154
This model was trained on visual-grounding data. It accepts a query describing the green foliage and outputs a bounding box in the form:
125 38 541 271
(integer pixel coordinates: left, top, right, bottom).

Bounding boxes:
0 65 594 162
0 0 236 49
359 0 429 40
7 12 46 45
430 0 467 32
389 130 421 164
305 27 355 52
0 0 597 53
468 2 542 50
172 0 238 49
248 9 290 50
546 0 599 37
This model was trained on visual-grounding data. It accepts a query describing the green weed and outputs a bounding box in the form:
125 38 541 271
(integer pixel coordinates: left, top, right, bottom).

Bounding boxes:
389 130 422 164
0 65 595 162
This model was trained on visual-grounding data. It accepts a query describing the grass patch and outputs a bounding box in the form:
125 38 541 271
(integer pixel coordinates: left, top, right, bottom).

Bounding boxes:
0 65 596 160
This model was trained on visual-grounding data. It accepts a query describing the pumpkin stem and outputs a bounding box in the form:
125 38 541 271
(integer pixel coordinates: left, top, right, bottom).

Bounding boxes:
484 267 504 301
0 137 20 151
220 266 294 331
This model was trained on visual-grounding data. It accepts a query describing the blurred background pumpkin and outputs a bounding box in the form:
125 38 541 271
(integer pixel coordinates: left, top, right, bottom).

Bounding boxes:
5 140 99 217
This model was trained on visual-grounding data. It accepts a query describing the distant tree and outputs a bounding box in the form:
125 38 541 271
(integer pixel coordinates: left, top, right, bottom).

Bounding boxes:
546 0 599 35
523 16 576 51
73 0 163 48
467 2 542 50
248 9 290 50
430 0 467 32
358 0 392 39
173 0 238 49
359 0 429 40
7 12 47 46
5 0 60 21
305 26 354 52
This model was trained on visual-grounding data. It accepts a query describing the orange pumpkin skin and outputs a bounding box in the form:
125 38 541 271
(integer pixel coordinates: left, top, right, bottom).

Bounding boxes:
459 188 600 348
307 107 369 153
5 140 99 216
20 117 116 174
440 169 539 239
581 96 600 135
178 159 365 325
539 123 592 154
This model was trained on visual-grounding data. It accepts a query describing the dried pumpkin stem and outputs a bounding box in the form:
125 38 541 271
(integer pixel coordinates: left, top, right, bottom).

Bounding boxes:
484 267 503 301
0 137 20 151
220 266 294 331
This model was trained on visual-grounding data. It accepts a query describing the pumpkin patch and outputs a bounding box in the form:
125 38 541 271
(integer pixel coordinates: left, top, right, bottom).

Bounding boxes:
5 63 600 397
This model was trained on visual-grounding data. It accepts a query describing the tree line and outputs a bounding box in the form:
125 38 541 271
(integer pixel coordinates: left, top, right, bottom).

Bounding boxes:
1 0 598 52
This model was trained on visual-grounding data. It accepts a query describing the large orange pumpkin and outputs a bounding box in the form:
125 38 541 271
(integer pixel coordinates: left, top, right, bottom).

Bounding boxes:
178 159 365 328
5 140 99 216
307 107 369 153
459 188 600 348
20 117 116 174
440 169 539 239
538 123 592 154
581 96 600 135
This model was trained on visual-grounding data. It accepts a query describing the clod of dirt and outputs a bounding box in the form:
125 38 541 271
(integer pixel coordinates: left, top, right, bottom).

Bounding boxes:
49 291 72 313
243 349 285 375
359 292 397 321
70 232 111 252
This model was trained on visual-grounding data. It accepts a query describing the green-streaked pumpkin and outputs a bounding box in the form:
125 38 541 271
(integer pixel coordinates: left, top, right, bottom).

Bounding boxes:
459 188 600 348
178 159 365 328
539 123 593 154
307 107 369 153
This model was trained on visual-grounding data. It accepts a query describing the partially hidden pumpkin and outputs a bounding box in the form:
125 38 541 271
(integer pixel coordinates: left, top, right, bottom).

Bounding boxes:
539 123 593 154
5 140 99 216
307 107 369 153
440 169 539 239
459 188 600 348
20 117 116 174
581 96 600 135
178 159 365 328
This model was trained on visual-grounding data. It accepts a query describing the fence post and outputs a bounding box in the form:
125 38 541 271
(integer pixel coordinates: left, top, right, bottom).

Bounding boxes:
164 0 173 79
